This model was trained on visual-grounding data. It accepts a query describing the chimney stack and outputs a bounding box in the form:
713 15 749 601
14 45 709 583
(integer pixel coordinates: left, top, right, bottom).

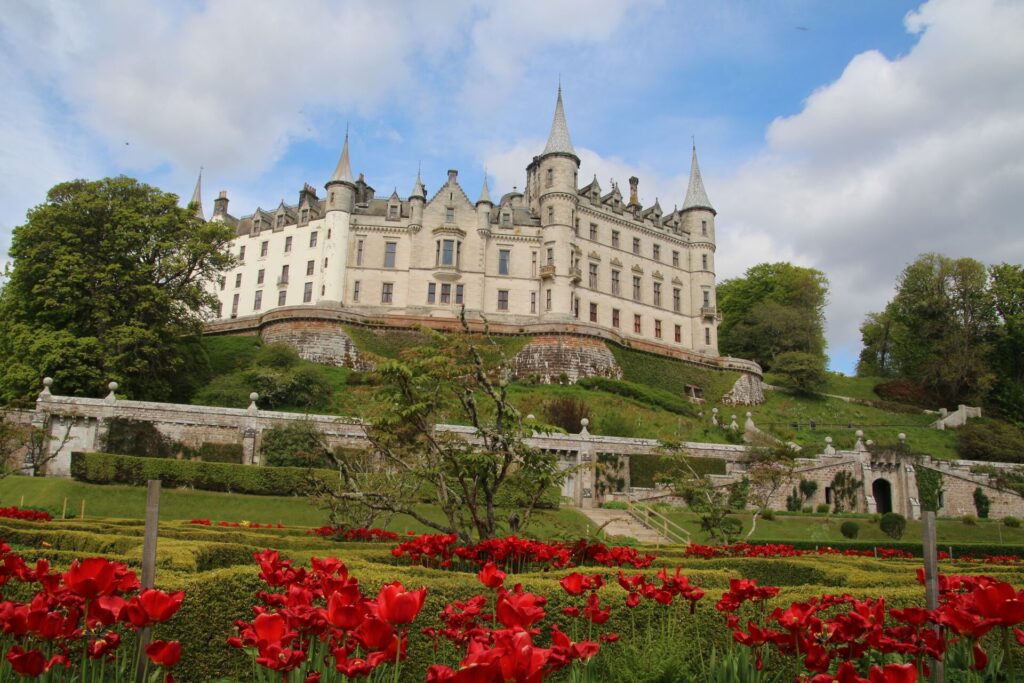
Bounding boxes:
213 190 229 217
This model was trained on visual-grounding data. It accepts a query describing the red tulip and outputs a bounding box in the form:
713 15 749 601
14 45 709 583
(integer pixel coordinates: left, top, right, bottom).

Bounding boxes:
559 572 588 596
6 646 47 677
477 562 506 589
495 589 546 629
65 557 118 599
139 589 185 623
377 582 427 625
146 640 182 668
867 663 917 683
326 590 365 630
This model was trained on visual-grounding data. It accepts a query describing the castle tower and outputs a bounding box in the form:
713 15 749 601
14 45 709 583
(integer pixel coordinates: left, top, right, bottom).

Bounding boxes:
476 171 493 231
409 167 426 230
189 169 205 221
680 144 718 353
323 132 356 303
528 87 581 320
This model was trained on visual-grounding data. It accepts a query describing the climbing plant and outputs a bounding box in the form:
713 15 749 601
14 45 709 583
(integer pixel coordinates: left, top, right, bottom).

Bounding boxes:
915 465 944 512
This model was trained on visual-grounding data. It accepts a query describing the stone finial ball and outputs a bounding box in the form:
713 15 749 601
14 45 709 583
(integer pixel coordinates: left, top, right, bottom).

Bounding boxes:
108 381 118 391
825 436 833 444
746 412 752 418
731 415 737 420
42 377 53 387
249 392 259 402
712 407 719 414
526 414 535 422
855 430 864 438
580 418 589 427
898 433 907 442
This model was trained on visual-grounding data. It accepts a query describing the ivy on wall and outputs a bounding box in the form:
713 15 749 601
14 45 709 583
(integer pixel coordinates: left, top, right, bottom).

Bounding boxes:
915 465 944 512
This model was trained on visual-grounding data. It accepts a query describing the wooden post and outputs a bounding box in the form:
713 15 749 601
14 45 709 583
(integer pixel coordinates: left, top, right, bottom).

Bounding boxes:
61 497 67 520
922 511 944 683
135 480 162 683
19 495 24 507
80 499 85 520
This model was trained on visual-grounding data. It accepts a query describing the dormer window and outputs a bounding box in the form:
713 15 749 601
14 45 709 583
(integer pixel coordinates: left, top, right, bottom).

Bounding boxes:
300 208 309 223
446 207 455 223
388 204 398 219
501 212 511 227
276 215 284 228
251 219 260 235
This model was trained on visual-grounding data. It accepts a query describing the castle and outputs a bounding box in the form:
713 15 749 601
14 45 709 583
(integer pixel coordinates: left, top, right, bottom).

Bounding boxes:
202 89 739 377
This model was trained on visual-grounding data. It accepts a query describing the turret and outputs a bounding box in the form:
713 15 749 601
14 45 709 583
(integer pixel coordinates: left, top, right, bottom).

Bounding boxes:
409 168 426 229
324 131 356 213
322 131 356 304
529 86 581 321
476 172 493 231
681 144 718 354
189 169 205 221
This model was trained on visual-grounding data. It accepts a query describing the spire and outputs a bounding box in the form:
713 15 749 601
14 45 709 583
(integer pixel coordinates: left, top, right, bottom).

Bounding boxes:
329 128 354 184
478 169 492 204
410 164 425 199
190 168 205 220
682 143 714 213
541 85 576 157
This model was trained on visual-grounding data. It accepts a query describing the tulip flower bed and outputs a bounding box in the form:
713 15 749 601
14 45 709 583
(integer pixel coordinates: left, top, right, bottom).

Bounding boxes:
308 527 400 542
0 542 184 682
191 519 285 529
0 507 51 523
2 517 1024 681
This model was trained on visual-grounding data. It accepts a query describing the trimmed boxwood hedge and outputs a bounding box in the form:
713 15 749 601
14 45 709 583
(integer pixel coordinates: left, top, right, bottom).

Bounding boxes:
71 451 340 496
576 376 696 416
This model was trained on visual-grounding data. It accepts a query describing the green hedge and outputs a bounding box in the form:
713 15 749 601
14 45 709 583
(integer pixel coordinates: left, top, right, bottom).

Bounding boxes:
628 454 726 488
71 452 340 496
195 442 244 464
576 376 695 416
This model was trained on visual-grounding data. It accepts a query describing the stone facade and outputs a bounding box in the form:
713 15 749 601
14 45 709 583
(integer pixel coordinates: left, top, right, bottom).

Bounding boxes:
205 89 730 363
720 373 766 406
512 335 622 384
259 318 371 369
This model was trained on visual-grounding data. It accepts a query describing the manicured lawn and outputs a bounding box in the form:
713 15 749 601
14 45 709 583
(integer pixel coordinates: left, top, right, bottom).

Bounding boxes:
0 476 593 538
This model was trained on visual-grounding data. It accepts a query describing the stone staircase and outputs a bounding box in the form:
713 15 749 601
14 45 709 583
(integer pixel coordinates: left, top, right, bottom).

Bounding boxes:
579 507 674 545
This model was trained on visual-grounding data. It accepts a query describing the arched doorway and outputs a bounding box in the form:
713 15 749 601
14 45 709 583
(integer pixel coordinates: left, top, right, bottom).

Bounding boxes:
872 478 893 514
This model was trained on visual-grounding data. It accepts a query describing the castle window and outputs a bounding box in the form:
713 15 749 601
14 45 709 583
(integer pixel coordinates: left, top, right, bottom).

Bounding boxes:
352 281 360 302
530 292 537 313
498 249 511 275
239 245 246 261
573 217 578 236
427 283 436 304
384 242 397 268
257 269 265 285
673 288 681 313
235 273 242 288
653 244 661 261
306 260 314 276
276 215 284 228
589 302 597 323
705 327 711 345
388 204 398 219
284 236 292 253
381 282 393 304
327 229 331 239
219 277 226 291
612 309 620 328
440 283 451 304
546 247 554 266
455 284 464 304
440 240 455 266
573 296 580 319
703 290 710 307
323 258 328 268
356 239 364 265
611 269 620 296
702 254 708 270
545 168 553 188
280 265 289 284
655 320 662 338
634 314 642 334
611 230 620 248
653 282 662 307
632 237 640 255
632 276 641 301
251 219 260 235
702 220 708 236
547 207 554 224
231 293 239 317
545 289 552 311
303 282 313 303
446 207 455 223
254 290 263 311
502 212 511 227
300 208 309 223
497 290 509 311
588 263 598 289
217 302 223 317
310 231 318 248
589 223 597 240
278 290 287 306
260 241 269 257
531 251 537 276
675 324 682 343
672 250 679 267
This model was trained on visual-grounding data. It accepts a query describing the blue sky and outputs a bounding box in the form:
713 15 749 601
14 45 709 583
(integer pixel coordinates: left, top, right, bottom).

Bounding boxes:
2 0 1022 374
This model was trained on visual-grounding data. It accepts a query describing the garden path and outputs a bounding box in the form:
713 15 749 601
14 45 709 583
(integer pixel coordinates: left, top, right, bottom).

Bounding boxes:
579 507 673 545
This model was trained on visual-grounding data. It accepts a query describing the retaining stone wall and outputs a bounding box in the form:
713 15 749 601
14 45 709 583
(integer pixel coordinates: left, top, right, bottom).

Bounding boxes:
512 335 622 384
259 319 371 369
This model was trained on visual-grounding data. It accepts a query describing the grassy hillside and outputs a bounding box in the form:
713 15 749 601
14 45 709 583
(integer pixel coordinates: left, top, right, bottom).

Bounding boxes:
194 335 969 458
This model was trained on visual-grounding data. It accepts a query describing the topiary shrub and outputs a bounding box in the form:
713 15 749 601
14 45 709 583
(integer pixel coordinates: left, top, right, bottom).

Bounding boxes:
840 521 860 539
962 514 978 526
761 509 775 521
816 504 831 514
973 487 991 519
879 512 906 540
196 442 244 464
261 420 332 468
1004 516 1021 528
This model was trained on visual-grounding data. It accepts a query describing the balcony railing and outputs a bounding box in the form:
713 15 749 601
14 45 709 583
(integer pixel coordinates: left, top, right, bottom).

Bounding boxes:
277 276 289 287
539 264 556 279
701 306 717 319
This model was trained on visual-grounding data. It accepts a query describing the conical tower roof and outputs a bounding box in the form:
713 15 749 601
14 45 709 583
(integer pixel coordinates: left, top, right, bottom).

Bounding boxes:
541 86 576 157
329 131 354 184
190 168 205 220
478 171 492 204
410 165 425 199
682 144 714 213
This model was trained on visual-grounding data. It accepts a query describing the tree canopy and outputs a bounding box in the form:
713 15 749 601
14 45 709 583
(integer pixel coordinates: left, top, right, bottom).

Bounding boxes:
856 254 1022 411
717 262 829 371
0 176 235 403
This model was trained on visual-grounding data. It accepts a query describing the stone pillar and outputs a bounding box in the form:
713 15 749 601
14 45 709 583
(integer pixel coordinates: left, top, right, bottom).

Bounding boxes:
578 419 595 509
242 392 260 465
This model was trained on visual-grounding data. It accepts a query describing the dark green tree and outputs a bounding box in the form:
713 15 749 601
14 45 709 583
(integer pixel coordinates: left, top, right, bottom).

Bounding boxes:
0 177 235 402
988 263 1024 420
717 262 829 370
771 351 828 394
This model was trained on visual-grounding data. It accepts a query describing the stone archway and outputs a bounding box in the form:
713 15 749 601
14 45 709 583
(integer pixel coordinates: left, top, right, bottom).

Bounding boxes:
872 478 893 514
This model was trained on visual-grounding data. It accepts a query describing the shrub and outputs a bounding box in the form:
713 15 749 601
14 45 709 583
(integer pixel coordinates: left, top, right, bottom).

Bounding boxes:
915 466 943 512
576 376 695 416
973 487 991 519
542 396 591 433
801 506 813 514
962 514 978 526
71 451 339 496
261 420 332 468
957 421 1024 463
1004 516 1021 528
629 454 726 488
816 504 831 514
770 351 828 394
869 513 881 524
102 417 178 458
879 512 906 540
761 509 775 521
602 501 628 510
727 477 749 511
873 378 932 406
594 412 635 437
840 521 860 539
195 442 244 464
